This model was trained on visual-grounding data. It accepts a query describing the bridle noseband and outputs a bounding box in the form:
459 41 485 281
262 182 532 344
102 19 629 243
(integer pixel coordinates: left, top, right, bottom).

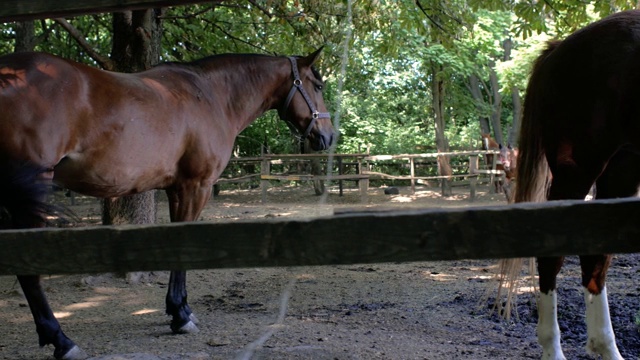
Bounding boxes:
279 56 330 139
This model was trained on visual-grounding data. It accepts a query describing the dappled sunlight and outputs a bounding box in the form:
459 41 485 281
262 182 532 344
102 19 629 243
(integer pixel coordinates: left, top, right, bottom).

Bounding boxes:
42 275 64 280
82 295 111 302
92 287 123 295
386 188 471 204
296 273 317 281
420 270 457 282
64 301 103 310
53 311 73 319
131 308 160 316
517 285 537 294
470 274 493 281
390 196 414 203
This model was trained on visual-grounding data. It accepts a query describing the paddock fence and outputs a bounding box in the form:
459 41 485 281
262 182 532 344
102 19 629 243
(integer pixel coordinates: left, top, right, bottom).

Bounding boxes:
216 150 504 203
1 198 639 276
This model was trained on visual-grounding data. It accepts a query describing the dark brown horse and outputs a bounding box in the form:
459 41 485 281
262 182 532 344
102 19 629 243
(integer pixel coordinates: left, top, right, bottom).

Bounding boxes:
480 133 516 197
503 10 640 359
0 48 335 359
498 143 518 202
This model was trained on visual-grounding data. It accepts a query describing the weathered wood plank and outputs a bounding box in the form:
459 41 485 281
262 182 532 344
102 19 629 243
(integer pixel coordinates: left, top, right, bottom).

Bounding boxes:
0 0 217 23
261 174 369 181
0 198 638 275
364 150 499 161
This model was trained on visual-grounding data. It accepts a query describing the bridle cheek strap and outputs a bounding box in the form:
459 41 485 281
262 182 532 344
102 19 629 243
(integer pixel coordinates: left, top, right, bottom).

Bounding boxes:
280 56 330 139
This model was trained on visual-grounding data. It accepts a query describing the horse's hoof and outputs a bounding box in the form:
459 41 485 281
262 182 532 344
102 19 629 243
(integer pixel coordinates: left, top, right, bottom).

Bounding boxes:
189 313 199 324
176 320 199 334
61 345 88 360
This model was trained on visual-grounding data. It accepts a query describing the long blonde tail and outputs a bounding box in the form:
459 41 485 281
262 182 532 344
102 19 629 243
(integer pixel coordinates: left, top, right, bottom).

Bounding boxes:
495 42 558 318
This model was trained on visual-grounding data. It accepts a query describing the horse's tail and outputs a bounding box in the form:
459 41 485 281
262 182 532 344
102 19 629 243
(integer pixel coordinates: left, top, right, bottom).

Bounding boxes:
513 41 559 203
0 161 54 229
495 41 559 319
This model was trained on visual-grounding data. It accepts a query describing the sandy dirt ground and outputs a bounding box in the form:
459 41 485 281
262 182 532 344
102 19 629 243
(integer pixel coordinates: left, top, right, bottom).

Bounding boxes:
0 183 638 360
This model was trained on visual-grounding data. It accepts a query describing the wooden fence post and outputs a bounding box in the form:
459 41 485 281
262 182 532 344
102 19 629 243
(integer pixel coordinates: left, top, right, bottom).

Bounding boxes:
469 155 478 202
260 154 270 204
410 157 416 194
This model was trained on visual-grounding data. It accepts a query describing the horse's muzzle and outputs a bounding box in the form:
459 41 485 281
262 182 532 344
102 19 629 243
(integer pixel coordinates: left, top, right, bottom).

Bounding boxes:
310 130 336 151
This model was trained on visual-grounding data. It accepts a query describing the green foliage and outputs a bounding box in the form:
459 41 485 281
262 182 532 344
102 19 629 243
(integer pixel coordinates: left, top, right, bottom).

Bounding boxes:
1 1 629 157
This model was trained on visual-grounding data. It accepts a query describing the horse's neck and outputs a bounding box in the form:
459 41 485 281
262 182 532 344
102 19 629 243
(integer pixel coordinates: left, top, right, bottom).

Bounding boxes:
195 56 289 135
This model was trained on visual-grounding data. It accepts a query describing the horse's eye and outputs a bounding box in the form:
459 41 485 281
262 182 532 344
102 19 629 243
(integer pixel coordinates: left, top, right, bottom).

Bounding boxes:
315 84 323 91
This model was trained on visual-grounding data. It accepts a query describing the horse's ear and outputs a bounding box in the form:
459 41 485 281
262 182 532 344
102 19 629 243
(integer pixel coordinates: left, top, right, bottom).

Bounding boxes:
499 143 504 149
300 46 324 67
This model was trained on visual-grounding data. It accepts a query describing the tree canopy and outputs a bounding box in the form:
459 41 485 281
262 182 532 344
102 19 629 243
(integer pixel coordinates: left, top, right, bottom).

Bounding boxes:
2 0 638 156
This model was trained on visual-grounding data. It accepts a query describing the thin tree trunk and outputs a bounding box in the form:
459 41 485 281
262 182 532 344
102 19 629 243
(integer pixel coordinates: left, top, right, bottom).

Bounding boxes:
14 21 36 52
469 74 491 135
509 87 521 145
431 63 452 196
103 9 164 282
503 38 521 146
488 61 503 145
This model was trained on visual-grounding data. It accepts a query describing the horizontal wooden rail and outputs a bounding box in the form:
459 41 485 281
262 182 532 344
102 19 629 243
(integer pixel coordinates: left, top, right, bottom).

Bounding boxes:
365 150 499 161
0 0 216 22
215 174 260 183
1 198 639 275
261 174 368 181
363 171 477 181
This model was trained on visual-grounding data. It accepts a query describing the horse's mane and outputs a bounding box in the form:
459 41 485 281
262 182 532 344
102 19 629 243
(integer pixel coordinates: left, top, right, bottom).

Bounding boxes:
156 53 324 82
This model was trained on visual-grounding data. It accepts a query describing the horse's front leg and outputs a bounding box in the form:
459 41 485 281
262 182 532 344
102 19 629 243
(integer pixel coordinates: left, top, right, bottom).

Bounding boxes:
580 255 623 360
536 256 566 360
17 275 87 360
164 183 212 333
166 270 198 333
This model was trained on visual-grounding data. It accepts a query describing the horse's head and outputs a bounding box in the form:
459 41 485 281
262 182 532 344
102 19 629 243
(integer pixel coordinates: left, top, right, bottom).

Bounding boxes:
278 47 335 151
499 144 518 177
481 133 499 150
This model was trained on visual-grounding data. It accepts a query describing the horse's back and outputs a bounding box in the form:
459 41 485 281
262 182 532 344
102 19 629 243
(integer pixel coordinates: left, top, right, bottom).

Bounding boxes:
531 10 640 147
0 52 225 197
0 52 90 165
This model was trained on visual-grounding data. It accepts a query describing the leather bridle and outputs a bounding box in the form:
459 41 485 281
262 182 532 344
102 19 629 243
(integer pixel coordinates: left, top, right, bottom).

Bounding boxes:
279 56 330 139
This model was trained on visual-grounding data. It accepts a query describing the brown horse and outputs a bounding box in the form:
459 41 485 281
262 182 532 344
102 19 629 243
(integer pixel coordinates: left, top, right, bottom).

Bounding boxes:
498 143 518 202
503 10 640 359
480 133 514 196
0 48 335 359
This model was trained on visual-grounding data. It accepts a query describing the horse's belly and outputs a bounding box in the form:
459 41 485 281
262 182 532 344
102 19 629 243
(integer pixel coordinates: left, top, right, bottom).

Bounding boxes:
53 153 175 198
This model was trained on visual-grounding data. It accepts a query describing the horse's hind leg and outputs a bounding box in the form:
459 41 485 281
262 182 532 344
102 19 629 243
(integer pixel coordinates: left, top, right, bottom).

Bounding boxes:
3 164 86 360
536 256 566 360
17 276 86 360
537 148 608 360
579 148 640 359
164 183 213 333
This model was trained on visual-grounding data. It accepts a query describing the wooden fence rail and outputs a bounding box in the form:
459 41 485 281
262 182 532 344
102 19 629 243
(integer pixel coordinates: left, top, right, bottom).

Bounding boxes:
218 150 501 202
1 198 638 276
0 0 214 22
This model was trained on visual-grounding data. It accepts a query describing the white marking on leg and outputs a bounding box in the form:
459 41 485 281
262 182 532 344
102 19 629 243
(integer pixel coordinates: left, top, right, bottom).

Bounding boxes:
189 312 199 324
177 320 199 334
584 286 624 360
61 345 88 360
537 290 566 360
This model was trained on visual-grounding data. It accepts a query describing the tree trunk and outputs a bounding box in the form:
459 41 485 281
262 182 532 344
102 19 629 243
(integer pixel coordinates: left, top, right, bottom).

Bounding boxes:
509 87 521 146
111 9 163 73
14 21 36 52
469 74 491 135
503 38 521 146
103 9 164 281
488 61 503 145
431 63 452 196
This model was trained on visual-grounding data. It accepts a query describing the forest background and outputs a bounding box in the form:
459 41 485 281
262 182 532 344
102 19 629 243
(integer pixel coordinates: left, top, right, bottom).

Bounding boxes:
3 0 639 161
